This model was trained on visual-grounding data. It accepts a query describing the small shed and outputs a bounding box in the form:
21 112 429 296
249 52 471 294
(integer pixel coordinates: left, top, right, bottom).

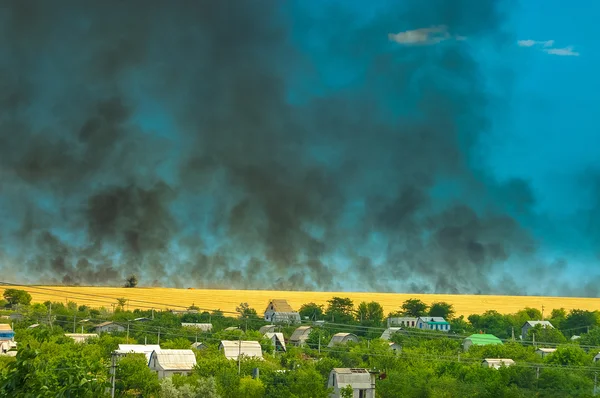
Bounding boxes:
388 342 401 352
290 326 312 346
521 321 554 340
327 368 376 398
191 342 207 350
0 324 15 341
264 299 301 324
259 325 277 334
536 348 556 358
65 333 99 343
264 332 286 352
593 352 600 363
380 327 402 341
116 344 161 362
148 349 197 379
95 321 125 334
481 358 515 369
463 334 503 351
181 323 213 332
219 340 263 361
328 333 359 348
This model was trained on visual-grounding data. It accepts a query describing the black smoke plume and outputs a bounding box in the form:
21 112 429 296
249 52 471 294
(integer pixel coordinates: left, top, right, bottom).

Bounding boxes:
0 0 590 295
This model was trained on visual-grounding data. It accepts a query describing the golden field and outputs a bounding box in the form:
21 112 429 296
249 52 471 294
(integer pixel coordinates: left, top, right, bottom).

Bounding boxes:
2 285 600 317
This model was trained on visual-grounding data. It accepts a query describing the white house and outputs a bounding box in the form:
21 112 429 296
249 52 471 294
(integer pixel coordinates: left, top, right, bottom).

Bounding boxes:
327 368 376 398
290 326 312 346
264 332 287 352
95 321 125 334
521 321 554 340
219 340 263 361
387 317 418 328
65 333 99 343
181 323 212 331
148 349 197 379
416 317 450 332
481 358 515 369
264 299 301 324
116 344 161 362
380 327 402 341
536 348 556 358
328 333 359 348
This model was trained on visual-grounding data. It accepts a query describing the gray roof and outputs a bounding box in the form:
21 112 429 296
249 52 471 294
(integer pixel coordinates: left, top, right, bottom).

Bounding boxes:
290 326 312 343
328 333 358 348
116 344 162 361
381 327 402 340
264 332 286 351
149 349 197 371
219 340 263 360
329 368 373 389
259 325 277 334
181 323 212 331
522 321 554 328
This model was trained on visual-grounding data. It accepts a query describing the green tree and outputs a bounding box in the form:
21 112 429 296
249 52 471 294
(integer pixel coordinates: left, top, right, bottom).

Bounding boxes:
468 310 512 339
325 297 355 323
526 324 566 344
116 354 160 396
546 345 588 366
578 326 600 346
2 289 32 306
116 298 128 312
428 302 455 319
238 376 264 398
340 385 354 398
124 274 138 288
299 303 324 321
401 299 428 317
355 301 384 326
236 302 258 319
563 309 599 336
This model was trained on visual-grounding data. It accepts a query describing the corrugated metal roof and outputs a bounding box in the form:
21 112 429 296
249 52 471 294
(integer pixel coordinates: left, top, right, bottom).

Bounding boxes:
219 340 263 360
0 324 13 332
482 358 515 367
265 299 295 313
259 325 276 334
181 323 212 331
330 368 373 389
264 332 286 351
464 334 503 346
536 348 556 353
381 327 402 340
149 349 197 371
95 321 114 327
419 317 448 324
290 326 312 342
117 344 162 361
523 321 553 328
328 333 358 348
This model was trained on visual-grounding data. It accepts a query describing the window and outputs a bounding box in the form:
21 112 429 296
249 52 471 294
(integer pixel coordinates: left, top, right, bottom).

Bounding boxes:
359 389 367 398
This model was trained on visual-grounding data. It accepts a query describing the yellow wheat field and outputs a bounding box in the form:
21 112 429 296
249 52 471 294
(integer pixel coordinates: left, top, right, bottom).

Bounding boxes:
2 286 600 317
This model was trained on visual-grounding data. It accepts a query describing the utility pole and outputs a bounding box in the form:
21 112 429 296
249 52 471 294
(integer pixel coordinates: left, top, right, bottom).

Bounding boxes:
157 327 161 345
318 333 321 354
126 322 130 343
238 335 242 375
48 302 53 329
533 333 536 348
541 305 545 320
73 314 76 333
110 353 116 398
594 372 598 396
511 327 515 341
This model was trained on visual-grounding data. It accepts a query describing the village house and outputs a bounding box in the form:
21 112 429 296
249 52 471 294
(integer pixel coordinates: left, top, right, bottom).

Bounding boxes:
116 344 161 362
181 323 212 332
290 326 312 346
259 325 277 334
328 333 359 348
416 317 451 332
481 358 515 369
219 340 263 361
327 368 376 398
95 321 125 334
536 348 556 358
264 332 286 352
264 299 301 324
463 334 503 351
387 317 418 328
380 327 402 341
388 342 401 353
64 333 99 343
0 324 15 341
521 321 554 340
148 349 197 379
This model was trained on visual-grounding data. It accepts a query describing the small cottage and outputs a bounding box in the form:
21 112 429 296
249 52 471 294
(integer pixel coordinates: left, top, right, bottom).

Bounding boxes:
219 340 263 361
380 327 402 341
116 344 161 362
0 324 15 341
327 368 376 398
463 334 503 351
328 333 359 348
148 349 197 379
416 317 450 332
95 321 125 334
264 299 301 324
290 326 312 346
521 321 554 340
536 348 556 358
181 323 213 332
65 333 99 343
481 358 515 369
259 325 277 334
264 332 286 352
387 317 418 328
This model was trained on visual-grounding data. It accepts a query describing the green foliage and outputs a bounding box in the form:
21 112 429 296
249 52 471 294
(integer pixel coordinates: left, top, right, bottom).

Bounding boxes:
325 297 354 323
545 345 589 366
298 303 324 321
578 326 600 346
563 309 600 336
124 274 138 288
355 301 384 327
340 384 354 398
468 310 512 339
429 302 455 319
526 324 566 344
401 299 428 317
236 303 258 318
116 353 160 396
2 289 32 306
238 376 265 398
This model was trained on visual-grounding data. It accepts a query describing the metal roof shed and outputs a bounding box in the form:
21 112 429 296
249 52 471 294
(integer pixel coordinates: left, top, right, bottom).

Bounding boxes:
219 340 263 361
148 349 197 379
328 333 359 348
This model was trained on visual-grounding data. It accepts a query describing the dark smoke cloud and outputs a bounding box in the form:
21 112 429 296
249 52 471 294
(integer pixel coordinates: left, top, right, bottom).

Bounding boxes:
0 0 594 295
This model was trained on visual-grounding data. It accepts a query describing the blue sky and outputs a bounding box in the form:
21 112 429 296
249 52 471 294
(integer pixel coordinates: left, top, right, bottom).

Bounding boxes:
0 1 598 295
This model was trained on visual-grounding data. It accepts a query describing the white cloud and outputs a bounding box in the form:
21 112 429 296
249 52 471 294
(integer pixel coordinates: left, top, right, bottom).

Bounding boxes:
544 46 580 56
518 39 554 48
388 26 457 45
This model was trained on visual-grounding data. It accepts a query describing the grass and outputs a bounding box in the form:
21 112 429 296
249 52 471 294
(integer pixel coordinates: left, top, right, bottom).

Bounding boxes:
2 285 600 317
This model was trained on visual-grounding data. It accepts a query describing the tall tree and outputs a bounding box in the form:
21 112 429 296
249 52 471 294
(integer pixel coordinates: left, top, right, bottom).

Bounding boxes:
299 303 324 321
325 297 354 323
355 301 384 326
428 302 455 319
2 289 32 306
401 299 428 317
